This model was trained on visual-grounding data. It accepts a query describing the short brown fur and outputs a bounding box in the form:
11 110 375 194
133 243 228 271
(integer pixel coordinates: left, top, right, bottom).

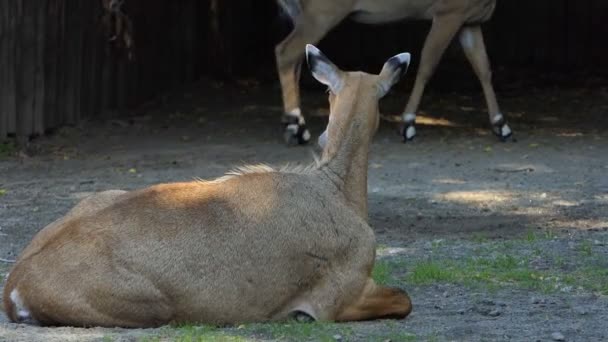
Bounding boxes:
276 0 512 142
3 46 412 327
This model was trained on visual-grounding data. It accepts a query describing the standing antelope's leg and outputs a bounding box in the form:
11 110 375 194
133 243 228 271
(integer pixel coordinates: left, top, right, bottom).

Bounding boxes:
459 25 512 141
335 279 412 321
401 15 465 142
275 13 347 145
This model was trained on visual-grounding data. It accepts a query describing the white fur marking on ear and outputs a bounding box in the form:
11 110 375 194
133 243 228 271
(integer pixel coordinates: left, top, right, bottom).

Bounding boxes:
395 53 411 65
306 44 342 92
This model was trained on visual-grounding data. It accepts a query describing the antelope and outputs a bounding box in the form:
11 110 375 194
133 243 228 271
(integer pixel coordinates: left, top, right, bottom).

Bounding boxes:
3 45 412 327
276 0 512 144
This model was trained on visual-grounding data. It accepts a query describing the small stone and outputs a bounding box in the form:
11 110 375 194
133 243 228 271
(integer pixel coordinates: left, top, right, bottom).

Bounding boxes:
488 309 501 317
443 291 450 298
457 309 466 315
333 334 343 341
575 308 588 315
530 297 546 305
481 299 496 306
551 332 565 341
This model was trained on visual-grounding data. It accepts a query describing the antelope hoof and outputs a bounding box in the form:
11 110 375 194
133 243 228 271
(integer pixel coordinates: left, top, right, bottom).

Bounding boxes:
290 311 316 323
282 114 311 146
491 116 513 142
400 123 416 143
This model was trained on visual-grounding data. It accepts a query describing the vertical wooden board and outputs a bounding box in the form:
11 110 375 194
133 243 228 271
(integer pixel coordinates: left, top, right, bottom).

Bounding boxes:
590 0 608 66
0 0 7 140
4 0 17 135
44 0 60 129
15 0 36 144
55 0 67 127
33 0 47 136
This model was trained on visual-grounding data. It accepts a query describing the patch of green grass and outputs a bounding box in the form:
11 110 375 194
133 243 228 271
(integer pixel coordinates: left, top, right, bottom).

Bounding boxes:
562 266 608 295
472 233 489 244
525 230 538 243
0 141 16 158
371 331 417 342
150 325 247 342
405 238 608 296
372 260 394 285
247 321 349 342
577 240 593 256
409 261 459 285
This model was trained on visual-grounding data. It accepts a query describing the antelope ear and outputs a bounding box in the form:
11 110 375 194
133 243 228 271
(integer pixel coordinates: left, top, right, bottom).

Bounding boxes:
378 52 411 97
306 44 343 93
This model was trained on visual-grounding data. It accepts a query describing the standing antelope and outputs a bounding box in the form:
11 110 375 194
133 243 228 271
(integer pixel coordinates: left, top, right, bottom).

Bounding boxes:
3 45 412 327
276 0 512 144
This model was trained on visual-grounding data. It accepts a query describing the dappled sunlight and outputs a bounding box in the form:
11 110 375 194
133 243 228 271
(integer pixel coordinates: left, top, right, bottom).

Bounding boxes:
376 246 414 257
379 114 460 127
433 178 467 185
557 132 584 138
595 194 608 203
416 115 461 127
492 163 555 174
437 190 514 205
550 218 608 230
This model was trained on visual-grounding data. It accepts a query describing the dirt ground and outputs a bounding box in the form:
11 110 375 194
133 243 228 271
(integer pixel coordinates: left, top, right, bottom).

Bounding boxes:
1 78 607 341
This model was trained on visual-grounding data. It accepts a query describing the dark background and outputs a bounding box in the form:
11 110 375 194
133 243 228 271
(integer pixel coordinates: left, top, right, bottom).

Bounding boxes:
1 0 607 143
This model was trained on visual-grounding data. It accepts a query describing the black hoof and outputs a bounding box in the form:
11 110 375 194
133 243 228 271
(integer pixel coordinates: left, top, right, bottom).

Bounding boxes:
491 118 513 142
289 311 316 323
282 114 311 146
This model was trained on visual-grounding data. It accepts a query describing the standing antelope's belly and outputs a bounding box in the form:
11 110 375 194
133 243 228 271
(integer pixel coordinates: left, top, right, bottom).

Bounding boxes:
350 0 496 24
351 0 434 23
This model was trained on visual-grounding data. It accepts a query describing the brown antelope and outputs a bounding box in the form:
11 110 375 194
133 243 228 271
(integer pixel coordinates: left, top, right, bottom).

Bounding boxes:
276 0 512 144
3 45 412 327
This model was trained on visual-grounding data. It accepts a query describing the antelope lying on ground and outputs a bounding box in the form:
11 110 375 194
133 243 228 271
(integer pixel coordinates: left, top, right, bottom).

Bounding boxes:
276 0 512 144
3 45 412 327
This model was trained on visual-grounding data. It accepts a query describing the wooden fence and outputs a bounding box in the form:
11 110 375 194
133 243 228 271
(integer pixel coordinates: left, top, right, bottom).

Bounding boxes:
1 0 607 143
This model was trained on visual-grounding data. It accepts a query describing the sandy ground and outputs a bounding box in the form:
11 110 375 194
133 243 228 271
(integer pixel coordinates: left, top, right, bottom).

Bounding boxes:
1 79 607 341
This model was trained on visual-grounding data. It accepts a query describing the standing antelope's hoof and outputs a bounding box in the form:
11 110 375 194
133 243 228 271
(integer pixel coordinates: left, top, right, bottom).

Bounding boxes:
399 123 416 143
491 116 513 142
282 114 311 145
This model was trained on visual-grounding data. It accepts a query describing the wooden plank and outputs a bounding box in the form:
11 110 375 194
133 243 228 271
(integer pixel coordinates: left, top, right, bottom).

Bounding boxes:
3 0 17 137
33 0 47 136
15 0 36 145
0 0 7 141
43 0 59 130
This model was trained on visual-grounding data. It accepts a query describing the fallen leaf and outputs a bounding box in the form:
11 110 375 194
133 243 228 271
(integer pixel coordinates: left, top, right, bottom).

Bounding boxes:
484 146 493 152
0 189 6 196
371 163 383 169
128 168 137 174
529 143 539 148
